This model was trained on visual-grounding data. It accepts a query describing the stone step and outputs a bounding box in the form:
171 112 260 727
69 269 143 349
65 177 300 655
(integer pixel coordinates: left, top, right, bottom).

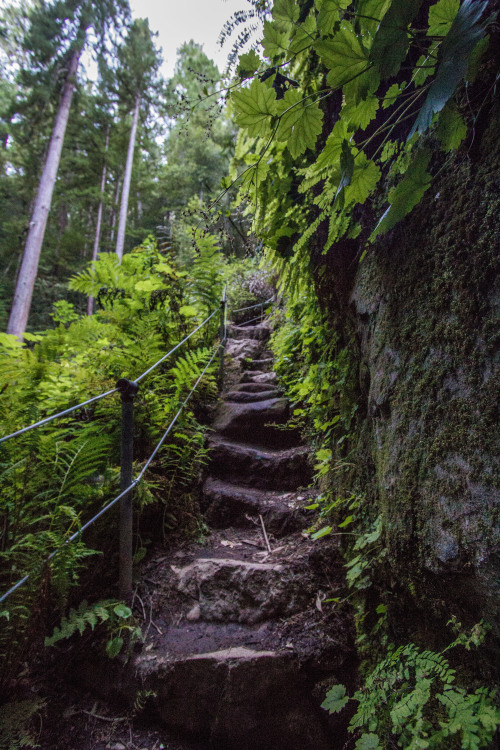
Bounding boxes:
230 382 279 393
175 557 312 624
203 477 307 535
208 436 312 490
224 389 280 403
244 357 274 371
240 370 277 385
227 324 271 341
225 338 262 361
77 643 333 750
212 396 301 448
213 396 302 448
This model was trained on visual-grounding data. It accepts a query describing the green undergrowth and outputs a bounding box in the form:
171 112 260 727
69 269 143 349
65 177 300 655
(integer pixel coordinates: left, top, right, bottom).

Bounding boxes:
0 232 263 698
270 286 358 469
323 639 500 750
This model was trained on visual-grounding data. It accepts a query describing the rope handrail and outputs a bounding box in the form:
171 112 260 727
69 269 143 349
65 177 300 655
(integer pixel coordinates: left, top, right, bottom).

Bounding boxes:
231 296 274 314
0 308 219 445
0 342 222 605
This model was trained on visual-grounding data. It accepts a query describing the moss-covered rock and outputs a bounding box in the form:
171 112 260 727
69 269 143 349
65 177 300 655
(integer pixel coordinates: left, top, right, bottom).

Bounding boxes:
348 104 500 667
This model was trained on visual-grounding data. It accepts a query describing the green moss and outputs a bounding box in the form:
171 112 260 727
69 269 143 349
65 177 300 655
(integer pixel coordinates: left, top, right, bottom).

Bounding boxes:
313 106 500 680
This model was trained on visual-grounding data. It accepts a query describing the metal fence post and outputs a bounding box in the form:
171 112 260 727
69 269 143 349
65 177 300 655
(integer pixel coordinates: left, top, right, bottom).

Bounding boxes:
218 287 227 389
116 378 139 603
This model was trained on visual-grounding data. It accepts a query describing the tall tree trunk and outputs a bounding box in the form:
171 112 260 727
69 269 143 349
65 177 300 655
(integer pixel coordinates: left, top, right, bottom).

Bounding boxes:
88 128 109 316
115 91 140 261
7 46 82 338
109 172 122 245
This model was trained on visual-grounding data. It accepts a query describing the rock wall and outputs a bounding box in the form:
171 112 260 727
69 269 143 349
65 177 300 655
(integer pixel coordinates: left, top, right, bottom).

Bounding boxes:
347 103 499 665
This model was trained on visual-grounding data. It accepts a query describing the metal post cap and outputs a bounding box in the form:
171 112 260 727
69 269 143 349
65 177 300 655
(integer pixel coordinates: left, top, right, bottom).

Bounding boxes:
116 378 139 401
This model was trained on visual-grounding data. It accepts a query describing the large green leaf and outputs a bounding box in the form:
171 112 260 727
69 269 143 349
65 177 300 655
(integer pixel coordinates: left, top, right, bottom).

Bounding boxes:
369 0 423 79
237 50 261 79
436 102 467 151
106 636 124 658
355 0 391 35
289 11 316 56
427 0 460 37
316 22 371 91
276 88 324 157
345 152 381 206
322 684 349 714
371 148 432 238
231 78 278 137
355 734 381 750
261 20 289 60
342 95 378 129
273 0 300 29
335 140 354 208
409 0 488 137
315 0 348 35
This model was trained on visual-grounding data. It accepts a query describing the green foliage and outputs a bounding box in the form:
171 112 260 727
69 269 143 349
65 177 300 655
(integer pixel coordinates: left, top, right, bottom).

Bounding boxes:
371 148 432 238
228 0 494 273
276 89 324 158
223 252 274 316
0 233 228 689
45 598 142 658
0 696 45 750
321 683 349 713
270 293 358 462
232 77 277 137
409 0 488 137
324 643 500 749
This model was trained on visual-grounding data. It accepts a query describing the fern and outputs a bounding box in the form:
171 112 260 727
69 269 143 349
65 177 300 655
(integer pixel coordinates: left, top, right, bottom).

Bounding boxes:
45 599 134 648
323 643 500 749
189 231 225 314
168 346 217 402
0 697 45 750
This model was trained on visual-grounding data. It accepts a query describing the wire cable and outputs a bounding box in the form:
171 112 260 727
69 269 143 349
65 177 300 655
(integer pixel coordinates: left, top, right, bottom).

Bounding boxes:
0 344 220 604
134 308 218 383
0 307 219 445
0 389 118 446
231 297 274 314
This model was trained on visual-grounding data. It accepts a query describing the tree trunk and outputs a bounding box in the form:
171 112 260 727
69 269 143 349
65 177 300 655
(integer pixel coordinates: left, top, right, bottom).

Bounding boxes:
109 172 122 245
115 91 140 261
6 46 82 338
88 128 109 316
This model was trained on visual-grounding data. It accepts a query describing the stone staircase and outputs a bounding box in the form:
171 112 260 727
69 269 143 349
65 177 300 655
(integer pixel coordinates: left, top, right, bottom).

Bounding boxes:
77 320 356 750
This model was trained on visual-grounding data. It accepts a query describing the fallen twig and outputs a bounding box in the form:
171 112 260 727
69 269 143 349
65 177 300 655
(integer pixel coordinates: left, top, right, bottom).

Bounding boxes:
151 619 163 635
81 710 128 722
259 514 272 553
241 538 262 548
